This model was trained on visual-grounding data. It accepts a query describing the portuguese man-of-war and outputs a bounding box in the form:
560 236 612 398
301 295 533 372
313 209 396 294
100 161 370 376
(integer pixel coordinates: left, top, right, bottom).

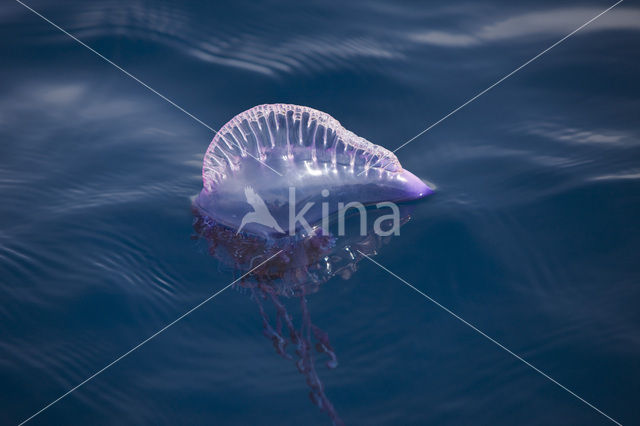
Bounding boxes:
192 104 432 424
194 104 432 237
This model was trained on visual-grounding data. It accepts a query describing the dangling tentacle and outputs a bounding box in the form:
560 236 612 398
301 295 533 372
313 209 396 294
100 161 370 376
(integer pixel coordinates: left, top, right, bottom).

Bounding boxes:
268 291 300 345
251 287 290 359
299 295 343 426
311 324 338 369
252 285 343 425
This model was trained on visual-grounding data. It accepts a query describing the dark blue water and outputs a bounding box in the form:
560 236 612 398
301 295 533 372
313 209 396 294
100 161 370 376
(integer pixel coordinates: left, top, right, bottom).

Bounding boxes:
2 1 639 424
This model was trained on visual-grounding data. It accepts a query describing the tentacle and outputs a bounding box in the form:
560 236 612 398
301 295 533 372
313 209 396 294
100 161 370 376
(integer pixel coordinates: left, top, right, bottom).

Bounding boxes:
268 291 300 345
251 287 290 359
253 287 343 425
311 324 338 369
299 296 343 425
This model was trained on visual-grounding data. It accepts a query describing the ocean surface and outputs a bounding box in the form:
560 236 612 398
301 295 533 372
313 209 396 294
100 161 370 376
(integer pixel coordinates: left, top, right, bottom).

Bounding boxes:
1 0 639 424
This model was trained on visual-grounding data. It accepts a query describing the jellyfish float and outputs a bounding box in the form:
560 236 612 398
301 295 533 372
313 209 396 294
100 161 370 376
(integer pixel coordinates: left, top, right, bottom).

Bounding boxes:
192 104 432 424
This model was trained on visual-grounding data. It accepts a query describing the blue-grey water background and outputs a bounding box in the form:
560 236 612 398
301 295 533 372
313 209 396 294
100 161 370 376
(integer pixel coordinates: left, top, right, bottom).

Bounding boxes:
1 0 639 424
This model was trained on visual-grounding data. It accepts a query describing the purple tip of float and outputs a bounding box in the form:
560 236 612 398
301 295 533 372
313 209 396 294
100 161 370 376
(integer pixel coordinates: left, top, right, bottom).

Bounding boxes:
398 169 435 201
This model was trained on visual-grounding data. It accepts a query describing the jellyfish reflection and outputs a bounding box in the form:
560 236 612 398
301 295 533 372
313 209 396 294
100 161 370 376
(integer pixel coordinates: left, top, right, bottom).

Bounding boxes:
192 205 414 425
